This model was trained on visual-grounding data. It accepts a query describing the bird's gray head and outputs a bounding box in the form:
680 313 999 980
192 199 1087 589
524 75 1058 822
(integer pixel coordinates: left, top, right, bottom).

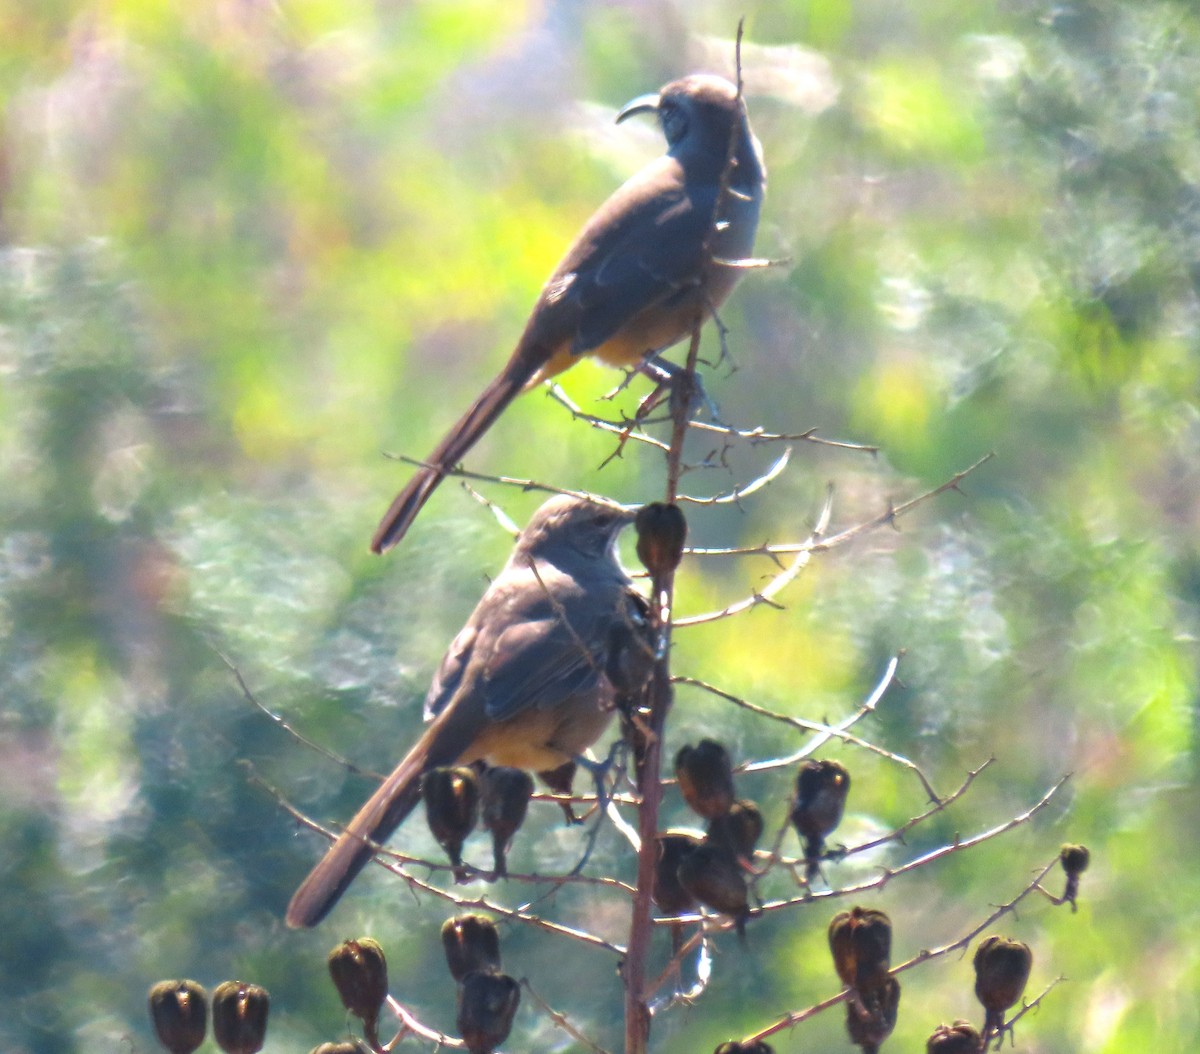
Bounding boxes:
616 74 761 190
516 494 634 564
617 74 743 148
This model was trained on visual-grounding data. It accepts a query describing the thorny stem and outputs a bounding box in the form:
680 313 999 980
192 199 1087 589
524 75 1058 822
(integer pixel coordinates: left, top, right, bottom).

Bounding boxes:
384 994 463 1049
546 381 878 455
624 19 752 1049
623 317 702 1054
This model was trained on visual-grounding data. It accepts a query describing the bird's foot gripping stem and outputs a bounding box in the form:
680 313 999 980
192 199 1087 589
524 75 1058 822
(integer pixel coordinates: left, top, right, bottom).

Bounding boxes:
637 354 723 424
568 740 630 875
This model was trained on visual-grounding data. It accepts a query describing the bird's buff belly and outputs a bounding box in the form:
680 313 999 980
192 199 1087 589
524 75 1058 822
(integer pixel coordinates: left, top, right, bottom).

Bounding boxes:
465 697 615 771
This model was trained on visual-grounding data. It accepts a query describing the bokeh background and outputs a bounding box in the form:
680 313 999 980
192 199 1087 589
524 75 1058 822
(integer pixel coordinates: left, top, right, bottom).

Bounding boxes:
1 1 1197 1051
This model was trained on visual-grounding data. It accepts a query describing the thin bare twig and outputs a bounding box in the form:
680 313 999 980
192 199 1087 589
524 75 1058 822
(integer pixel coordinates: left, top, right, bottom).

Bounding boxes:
380 455 614 509
675 446 792 505
674 486 834 627
545 383 671 454
673 456 992 628
833 758 994 861
757 758 994 894
673 664 938 801
221 650 385 781
756 776 1070 916
384 994 464 1050
461 482 522 536
644 927 715 1008
891 854 1063 974
382 848 629 956
778 453 997 556
520 978 615 1054
1000 975 1067 1043
548 377 877 460
687 418 878 454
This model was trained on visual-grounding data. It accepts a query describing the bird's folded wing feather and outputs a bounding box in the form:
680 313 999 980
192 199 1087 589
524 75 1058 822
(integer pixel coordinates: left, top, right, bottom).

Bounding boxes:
527 157 719 356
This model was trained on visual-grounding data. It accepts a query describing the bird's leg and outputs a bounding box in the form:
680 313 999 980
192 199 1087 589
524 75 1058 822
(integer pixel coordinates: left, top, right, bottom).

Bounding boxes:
536 761 583 825
638 354 723 423
596 356 721 470
568 740 628 875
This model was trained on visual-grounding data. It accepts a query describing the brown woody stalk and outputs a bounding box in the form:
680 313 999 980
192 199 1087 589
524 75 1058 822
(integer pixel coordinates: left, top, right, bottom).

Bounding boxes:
622 315 702 1054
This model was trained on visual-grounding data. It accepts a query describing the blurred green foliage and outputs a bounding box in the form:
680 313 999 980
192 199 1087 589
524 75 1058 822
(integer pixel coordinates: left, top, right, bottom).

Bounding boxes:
1 1 1198 1052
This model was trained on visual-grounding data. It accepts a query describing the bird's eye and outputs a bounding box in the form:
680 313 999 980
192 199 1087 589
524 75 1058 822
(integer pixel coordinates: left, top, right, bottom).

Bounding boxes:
660 99 687 143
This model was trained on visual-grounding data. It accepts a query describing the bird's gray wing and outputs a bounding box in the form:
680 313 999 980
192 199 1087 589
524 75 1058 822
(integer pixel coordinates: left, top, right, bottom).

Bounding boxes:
573 188 719 353
477 607 609 722
532 158 719 355
424 574 614 723
424 623 477 720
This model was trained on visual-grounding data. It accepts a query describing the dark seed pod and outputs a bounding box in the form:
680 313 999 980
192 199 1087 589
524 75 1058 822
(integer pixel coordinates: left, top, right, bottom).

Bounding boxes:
677 843 749 930
791 759 851 878
653 830 702 916
480 767 534 876
1059 843 1090 909
713 1042 774 1054
828 906 892 991
422 766 481 870
456 970 521 1054
1060 843 1089 876
211 981 270 1054
706 799 763 861
1060 843 1089 877
675 740 736 819
634 501 688 576
148 980 207 1054
845 975 900 1054
926 1020 983 1054
442 914 502 982
828 910 856 987
973 935 1032 1037
327 938 388 1033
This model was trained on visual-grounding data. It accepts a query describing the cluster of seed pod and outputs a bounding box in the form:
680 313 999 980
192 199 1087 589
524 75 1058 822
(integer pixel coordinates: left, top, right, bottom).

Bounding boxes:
442 914 521 1054
922 846 1089 1051
421 763 535 877
201 928 523 1054
828 906 900 1054
148 979 269 1054
826 912 1039 1054
654 743 855 933
653 739 762 933
919 934 1035 1053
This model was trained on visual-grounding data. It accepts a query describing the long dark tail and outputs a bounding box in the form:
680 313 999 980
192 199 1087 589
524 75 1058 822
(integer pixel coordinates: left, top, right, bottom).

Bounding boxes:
370 362 534 554
285 680 490 927
285 743 429 928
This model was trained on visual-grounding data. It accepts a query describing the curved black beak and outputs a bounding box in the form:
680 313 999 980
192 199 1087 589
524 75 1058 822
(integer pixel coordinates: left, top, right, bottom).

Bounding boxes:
615 91 660 125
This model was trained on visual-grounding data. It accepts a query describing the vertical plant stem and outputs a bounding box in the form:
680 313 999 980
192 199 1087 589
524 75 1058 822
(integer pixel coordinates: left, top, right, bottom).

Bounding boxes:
623 322 703 1054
